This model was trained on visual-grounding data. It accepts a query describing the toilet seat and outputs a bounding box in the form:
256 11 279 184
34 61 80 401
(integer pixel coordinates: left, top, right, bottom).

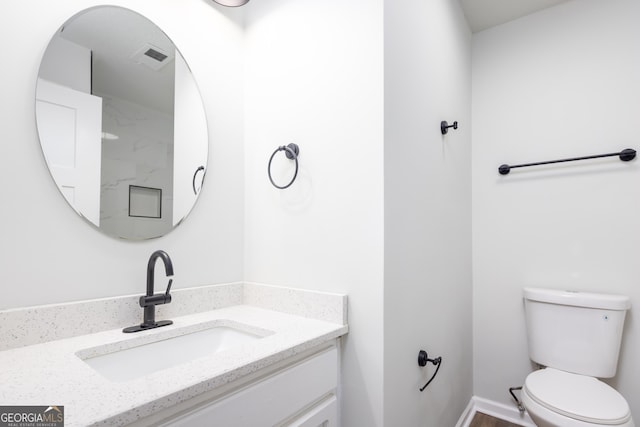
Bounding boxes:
524 368 631 425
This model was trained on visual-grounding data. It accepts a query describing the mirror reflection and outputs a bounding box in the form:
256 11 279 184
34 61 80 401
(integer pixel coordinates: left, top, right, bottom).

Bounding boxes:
36 6 208 240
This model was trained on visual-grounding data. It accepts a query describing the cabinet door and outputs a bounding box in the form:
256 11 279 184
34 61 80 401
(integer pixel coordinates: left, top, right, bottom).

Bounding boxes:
286 395 337 427
164 347 337 427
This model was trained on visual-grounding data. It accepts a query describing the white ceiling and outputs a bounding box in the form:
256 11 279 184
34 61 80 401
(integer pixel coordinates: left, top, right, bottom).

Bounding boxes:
460 0 572 33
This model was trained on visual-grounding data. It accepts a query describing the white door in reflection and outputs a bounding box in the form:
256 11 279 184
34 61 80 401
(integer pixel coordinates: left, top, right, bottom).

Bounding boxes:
36 79 102 226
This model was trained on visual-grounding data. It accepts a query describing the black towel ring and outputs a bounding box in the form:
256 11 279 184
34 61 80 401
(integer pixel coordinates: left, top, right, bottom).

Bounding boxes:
192 166 205 195
268 143 299 189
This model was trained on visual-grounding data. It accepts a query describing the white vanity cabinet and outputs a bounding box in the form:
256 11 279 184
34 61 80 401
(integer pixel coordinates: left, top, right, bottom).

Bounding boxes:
155 344 339 427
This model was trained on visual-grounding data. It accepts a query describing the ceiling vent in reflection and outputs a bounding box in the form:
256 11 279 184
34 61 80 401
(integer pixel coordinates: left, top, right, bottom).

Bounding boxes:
130 43 173 71
145 48 167 62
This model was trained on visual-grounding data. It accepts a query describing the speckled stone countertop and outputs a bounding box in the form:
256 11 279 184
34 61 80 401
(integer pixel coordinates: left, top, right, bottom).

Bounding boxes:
0 304 348 426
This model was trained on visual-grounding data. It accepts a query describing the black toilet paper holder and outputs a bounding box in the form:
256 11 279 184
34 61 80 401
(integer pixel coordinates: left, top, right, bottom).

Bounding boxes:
418 350 442 392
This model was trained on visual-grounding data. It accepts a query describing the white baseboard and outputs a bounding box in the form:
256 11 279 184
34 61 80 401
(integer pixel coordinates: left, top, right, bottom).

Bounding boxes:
455 398 476 427
456 395 536 427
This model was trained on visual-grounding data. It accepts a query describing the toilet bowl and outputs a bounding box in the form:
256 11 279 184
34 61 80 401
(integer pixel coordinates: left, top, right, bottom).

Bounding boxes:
521 368 634 427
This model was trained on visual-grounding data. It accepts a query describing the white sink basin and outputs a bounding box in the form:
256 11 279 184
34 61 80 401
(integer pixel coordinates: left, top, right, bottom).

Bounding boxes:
79 325 267 382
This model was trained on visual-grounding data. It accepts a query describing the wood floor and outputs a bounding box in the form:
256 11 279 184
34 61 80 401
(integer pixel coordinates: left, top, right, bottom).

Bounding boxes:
469 412 523 427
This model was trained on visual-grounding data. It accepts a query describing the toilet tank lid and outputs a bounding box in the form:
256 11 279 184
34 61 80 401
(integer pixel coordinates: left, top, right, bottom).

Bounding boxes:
524 288 630 310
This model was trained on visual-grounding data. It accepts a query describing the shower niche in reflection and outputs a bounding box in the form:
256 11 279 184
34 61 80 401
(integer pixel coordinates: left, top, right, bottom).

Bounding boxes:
129 186 163 219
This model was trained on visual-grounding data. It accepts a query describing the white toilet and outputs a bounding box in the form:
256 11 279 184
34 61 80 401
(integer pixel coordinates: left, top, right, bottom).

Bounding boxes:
522 287 634 427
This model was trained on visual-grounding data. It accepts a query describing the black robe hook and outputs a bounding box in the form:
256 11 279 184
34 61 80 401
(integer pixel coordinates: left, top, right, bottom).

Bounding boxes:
441 121 458 135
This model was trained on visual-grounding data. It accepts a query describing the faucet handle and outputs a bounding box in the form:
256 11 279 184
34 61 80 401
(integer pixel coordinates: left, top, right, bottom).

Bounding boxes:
164 279 173 303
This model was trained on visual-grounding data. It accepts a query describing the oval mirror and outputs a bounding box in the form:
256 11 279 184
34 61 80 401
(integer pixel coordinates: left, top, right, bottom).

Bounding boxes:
35 6 208 240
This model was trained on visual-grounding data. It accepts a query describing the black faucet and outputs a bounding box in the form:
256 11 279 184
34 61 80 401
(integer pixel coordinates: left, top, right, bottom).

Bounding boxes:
123 250 174 333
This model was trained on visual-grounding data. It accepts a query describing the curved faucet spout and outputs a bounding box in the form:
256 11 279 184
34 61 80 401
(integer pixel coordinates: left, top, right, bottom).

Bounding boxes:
123 250 175 333
147 250 174 296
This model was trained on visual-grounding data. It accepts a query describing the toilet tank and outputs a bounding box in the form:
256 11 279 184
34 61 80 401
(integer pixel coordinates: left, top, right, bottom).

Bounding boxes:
524 287 630 378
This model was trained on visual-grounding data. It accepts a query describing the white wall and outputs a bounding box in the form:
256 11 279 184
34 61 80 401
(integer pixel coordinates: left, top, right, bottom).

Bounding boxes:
472 0 640 417
243 0 384 425
384 0 472 425
6 2 474 426
0 0 245 309
9 0 640 424
38 36 91 93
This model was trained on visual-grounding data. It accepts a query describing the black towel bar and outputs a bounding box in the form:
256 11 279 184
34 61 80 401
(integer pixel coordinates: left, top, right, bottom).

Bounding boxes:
498 148 636 175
